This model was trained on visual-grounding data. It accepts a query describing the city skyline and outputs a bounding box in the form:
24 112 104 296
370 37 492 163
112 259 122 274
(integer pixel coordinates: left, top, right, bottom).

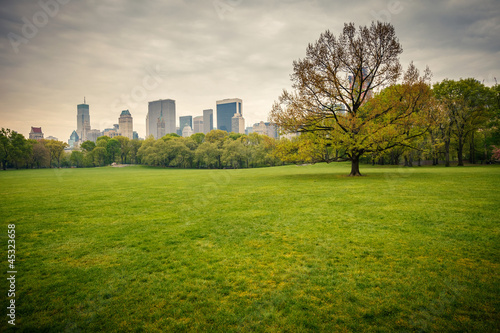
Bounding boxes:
1 0 499 141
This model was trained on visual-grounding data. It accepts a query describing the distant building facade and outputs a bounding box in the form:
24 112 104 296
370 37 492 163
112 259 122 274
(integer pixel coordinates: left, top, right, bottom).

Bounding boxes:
103 128 119 138
216 98 242 133
203 109 213 134
146 99 176 139
252 121 277 138
231 112 245 134
77 101 90 141
68 130 79 148
179 116 193 133
266 122 278 138
182 126 194 137
193 116 204 134
86 129 102 143
29 127 44 140
118 110 133 139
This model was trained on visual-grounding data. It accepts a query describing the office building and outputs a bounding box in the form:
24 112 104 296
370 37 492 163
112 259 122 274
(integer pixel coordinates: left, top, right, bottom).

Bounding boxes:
146 99 176 139
252 121 277 138
253 121 267 136
68 130 79 148
265 122 278 138
119 110 133 139
179 116 193 133
77 99 90 141
231 112 245 134
216 98 242 133
182 126 194 137
29 127 44 141
86 129 102 143
203 109 213 134
103 128 119 138
193 116 204 134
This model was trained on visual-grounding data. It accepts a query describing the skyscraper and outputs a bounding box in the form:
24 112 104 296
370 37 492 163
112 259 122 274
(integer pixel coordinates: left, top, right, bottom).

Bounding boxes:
77 99 90 141
216 98 242 133
118 110 133 139
179 116 193 133
231 112 245 134
68 130 79 148
146 99 176 139
203 109 213 134
193 116 204 134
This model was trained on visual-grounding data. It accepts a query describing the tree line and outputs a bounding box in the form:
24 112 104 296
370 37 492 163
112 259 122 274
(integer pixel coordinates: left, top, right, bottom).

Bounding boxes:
0 129 282 169
0 128 69 170
273 78 500 168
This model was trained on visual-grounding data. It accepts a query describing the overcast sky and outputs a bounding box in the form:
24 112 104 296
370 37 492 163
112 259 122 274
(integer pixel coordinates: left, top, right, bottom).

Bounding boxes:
1 0 499 141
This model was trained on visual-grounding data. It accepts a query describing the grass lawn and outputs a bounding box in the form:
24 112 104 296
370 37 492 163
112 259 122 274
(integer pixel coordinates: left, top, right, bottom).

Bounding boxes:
0 163 499 332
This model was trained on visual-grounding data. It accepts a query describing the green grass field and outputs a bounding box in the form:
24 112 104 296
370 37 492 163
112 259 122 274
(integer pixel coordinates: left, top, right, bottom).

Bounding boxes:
1 163 499 332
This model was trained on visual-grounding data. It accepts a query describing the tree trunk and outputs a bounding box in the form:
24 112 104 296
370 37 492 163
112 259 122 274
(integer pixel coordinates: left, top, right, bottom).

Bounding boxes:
469 132 475 164
404 155 413 167
457 137 464 166
349 155 362 176
445 138 450 167
484 142 488 162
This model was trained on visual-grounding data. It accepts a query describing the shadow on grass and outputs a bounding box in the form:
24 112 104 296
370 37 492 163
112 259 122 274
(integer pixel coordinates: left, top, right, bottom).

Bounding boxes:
278 172 384 181
276 166 444 182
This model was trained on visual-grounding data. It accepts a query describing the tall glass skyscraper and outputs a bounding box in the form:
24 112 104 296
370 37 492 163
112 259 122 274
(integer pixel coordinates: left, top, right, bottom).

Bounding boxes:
216 98 242 133
77 100 90 140
146 99 176 139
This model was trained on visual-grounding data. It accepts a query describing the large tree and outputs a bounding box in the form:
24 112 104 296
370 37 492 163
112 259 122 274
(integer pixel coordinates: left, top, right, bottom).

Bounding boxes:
114 136 131 164
106 138 121 164
44 139 69 167
433 78 492 166
0 128 12 170
270 22 432 176
32 141 51 168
